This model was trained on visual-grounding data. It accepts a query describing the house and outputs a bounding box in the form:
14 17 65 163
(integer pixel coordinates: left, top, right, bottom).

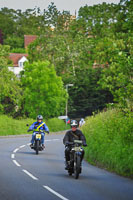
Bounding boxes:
8 53 28 77
8 35 37 76
24 35 37 48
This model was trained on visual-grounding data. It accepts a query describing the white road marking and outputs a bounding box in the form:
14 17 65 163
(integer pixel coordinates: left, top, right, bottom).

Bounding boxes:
13 148 19 153
19 145 26 148
43 186 69 200
13 160 21 167
11 154 15 159
12 137 64 199
22 169 38 180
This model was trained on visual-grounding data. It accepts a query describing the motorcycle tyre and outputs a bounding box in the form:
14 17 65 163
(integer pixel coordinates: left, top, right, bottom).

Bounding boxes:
36 140 39 155
68 169 73 176
74 155 81 179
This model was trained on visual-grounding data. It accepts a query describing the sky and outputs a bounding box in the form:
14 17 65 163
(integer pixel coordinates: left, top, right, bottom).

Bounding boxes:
0 0 120 15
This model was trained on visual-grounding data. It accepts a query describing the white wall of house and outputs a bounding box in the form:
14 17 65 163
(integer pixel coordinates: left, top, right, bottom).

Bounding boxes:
8 56 28 77
18 56 28 67
8 66 23 77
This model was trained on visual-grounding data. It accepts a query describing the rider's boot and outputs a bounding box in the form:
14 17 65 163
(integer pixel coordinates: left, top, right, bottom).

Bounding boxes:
65 161 69 170
42 144 45 149
30 143 34 148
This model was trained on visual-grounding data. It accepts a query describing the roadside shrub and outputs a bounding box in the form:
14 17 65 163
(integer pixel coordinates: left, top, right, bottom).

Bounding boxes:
82 109 133 177
46 118 70 132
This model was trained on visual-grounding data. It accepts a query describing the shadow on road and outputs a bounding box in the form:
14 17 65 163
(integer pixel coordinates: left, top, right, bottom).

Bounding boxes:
17 151 35 155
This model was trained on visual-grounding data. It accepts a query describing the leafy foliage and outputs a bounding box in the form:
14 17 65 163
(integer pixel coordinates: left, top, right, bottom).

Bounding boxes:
0 68 22 115
0 29 3 44
21 61 67 118
82 109 133 177
0 44 11 70
27 20 113 117
4 36 24 49
0 1 132 117
78 0 133 110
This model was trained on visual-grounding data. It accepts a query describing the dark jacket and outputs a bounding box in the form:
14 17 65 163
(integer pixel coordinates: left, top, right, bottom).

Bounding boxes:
63 129 86 145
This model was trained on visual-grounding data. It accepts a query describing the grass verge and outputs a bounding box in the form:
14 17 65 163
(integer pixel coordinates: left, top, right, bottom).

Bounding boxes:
0 115 70 136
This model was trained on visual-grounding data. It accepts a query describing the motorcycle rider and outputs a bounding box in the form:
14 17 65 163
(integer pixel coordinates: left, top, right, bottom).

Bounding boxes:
27 115 49 148
79 118 85 128
63 120 87 170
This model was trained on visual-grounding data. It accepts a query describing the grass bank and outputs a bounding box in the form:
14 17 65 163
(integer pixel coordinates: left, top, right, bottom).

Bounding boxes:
0 115 70 136
82 109 133 178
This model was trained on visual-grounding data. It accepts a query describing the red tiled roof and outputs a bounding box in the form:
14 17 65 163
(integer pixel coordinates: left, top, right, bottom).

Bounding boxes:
9 53 28 67
24 35 37 48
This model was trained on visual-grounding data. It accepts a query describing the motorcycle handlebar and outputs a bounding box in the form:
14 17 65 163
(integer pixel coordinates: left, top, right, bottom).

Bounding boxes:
65 140 87 147
65 140 83 146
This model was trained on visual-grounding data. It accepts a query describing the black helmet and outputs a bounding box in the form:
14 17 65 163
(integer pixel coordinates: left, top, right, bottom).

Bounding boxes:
37 115 43 121
71 120 78 127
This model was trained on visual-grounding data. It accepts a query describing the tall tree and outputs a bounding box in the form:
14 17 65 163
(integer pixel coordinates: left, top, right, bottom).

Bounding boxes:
21 61 67 118
0 45 22 115
0 29 3 44
0 44 11 70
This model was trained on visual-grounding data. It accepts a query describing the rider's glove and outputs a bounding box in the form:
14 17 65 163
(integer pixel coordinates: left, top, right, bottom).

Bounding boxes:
46 131 49 134
27 129 32 132
65 141 69 146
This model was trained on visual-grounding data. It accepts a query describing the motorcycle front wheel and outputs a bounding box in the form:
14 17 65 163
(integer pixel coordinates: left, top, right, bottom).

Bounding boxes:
36 140 39 155
68 169 73 176
74 155 81 179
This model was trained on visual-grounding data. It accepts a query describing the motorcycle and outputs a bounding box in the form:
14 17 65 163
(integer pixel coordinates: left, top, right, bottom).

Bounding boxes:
27 124 45 155
31 130 44 155
66 140 84 179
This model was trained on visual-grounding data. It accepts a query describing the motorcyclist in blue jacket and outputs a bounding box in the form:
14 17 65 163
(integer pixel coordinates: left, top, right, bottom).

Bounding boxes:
28 115 49 148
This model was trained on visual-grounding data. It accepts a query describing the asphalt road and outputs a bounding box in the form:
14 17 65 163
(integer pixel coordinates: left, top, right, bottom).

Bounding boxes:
0 133 133 200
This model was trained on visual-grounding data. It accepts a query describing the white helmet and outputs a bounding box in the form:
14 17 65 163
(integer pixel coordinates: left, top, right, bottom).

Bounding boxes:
70 120 78 127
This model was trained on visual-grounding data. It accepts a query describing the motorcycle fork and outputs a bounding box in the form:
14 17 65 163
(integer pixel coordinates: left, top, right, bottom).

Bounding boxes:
69 152 74 167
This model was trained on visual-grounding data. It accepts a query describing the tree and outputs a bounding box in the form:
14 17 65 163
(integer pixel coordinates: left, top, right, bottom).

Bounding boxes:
0 44 22 115
0 68 22 115
95 35 133 108
21 61 67 118
27 16 113 117
0 29 3 44
78 2 119 37
0 44 11 70
68 67 113 118
4 36 24 49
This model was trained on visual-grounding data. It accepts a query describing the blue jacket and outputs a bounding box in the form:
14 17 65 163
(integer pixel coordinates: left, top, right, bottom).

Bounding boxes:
29 121 49 132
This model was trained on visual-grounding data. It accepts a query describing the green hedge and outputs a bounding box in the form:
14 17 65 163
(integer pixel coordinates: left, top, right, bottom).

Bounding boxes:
0 115 69 136
82 109 133 178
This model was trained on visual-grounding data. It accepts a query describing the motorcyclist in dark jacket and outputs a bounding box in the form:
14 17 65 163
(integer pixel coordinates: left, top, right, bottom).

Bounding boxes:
63 120 87 169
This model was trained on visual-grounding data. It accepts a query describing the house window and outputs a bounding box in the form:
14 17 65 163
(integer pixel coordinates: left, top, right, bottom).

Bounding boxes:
19 62 23 67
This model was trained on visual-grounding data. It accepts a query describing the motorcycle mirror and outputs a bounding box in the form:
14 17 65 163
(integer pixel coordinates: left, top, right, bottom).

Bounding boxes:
26 124 29 126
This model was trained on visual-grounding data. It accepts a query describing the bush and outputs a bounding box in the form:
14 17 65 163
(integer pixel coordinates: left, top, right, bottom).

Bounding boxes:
46 118 70 132
0 115 34 135
82 108 133 178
